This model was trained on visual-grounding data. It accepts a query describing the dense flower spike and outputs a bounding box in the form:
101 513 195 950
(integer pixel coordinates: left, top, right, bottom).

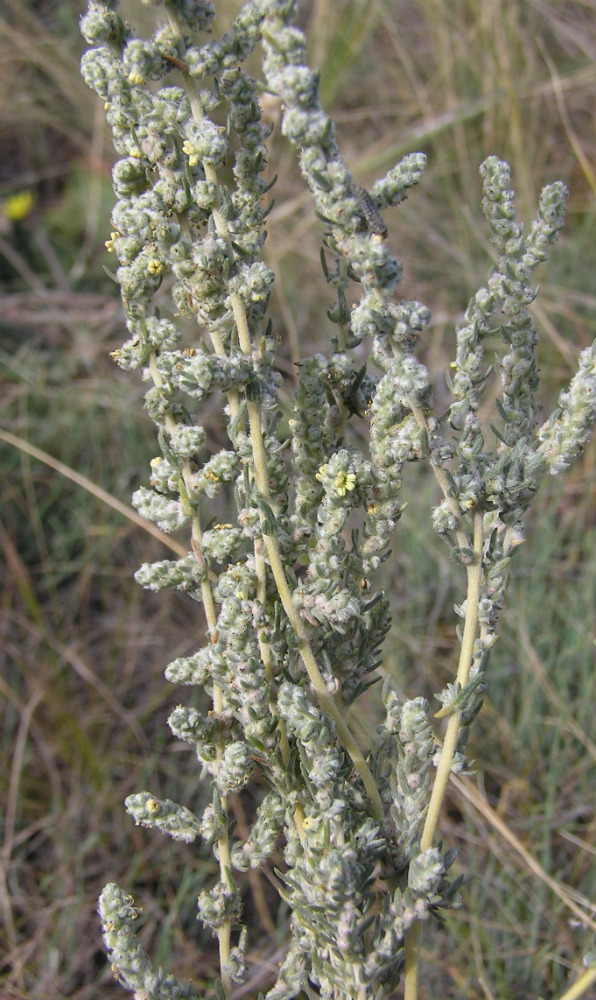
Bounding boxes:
98 883 201 998
81 3 596 999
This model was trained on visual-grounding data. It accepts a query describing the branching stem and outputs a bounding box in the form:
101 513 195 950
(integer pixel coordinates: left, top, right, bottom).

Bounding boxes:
83 6 595 1000
170 0 384 866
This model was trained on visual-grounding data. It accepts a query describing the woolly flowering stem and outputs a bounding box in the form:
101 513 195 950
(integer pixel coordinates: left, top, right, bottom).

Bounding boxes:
98 883 200 999
537 341 596 474
148 333 234 992
228 190 385 822
147 354 218 624
161 5 298 839
403 511 483 1000
264 535 384 820
149 329 234 996
140 8 249 989
407 399 469 553
165 2 382 824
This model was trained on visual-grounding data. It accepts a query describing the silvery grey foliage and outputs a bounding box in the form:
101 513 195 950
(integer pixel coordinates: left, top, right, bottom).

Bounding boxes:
80 1 596 998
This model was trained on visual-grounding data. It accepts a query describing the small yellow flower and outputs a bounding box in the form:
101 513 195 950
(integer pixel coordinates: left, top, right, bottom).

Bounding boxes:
146 798 160 812
316 464 357 498
334 471 357 497
182 140 199 166
5 190 36 221
105 231 119 252
128 71 145 85
147 258 164 275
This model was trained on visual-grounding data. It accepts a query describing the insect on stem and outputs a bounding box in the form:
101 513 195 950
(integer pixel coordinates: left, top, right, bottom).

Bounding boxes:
354 185 388 239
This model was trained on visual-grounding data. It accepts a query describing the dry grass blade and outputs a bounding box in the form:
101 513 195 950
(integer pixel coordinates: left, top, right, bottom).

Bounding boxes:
0 688 44 993
517 618 596 764
537 38 596 198
0 428 187 558
451 773 596 932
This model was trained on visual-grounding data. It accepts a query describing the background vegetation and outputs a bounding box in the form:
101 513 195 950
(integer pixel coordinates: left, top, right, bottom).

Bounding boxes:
1 1 595 997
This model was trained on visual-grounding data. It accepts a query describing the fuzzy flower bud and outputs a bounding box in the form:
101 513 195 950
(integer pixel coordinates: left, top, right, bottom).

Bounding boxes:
98 883 200 999
125 792 202 843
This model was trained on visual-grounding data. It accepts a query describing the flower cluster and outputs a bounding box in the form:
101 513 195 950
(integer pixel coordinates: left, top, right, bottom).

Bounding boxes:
82 2 596 999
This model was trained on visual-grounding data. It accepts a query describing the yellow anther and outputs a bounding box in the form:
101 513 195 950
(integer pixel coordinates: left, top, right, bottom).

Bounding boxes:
334 471 357 497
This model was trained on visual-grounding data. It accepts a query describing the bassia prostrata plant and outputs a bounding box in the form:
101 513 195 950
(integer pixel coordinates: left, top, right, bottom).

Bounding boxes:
80 2 596 998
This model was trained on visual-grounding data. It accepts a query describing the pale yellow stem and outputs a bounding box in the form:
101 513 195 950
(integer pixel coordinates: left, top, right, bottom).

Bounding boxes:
422 513 482 848
404 512 483 1000
555 967 596 1000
